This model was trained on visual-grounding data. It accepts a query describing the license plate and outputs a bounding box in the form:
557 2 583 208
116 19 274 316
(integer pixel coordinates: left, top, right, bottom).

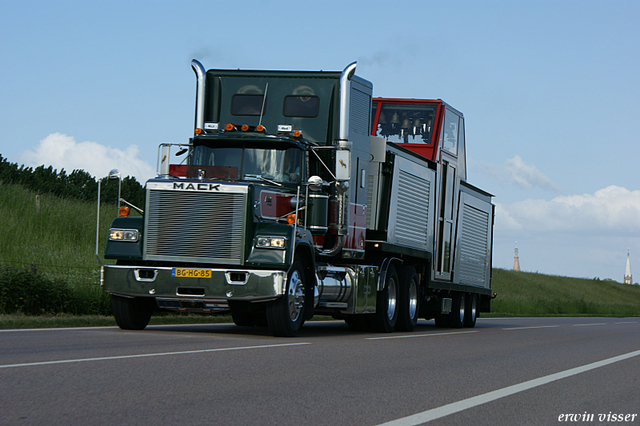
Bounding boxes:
172 268 212 279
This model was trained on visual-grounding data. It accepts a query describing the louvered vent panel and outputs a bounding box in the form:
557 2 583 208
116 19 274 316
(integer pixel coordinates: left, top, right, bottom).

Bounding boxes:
458 204 489 287
350 88 370 135
394 169 430 249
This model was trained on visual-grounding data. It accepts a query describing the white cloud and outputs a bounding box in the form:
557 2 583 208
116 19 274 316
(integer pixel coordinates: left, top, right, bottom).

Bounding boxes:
478 155 561 192
496 185 640 234
19 133 155 183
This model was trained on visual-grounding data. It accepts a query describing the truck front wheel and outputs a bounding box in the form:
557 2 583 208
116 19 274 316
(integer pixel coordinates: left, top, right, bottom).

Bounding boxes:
111 295 153 330
266 260 305 337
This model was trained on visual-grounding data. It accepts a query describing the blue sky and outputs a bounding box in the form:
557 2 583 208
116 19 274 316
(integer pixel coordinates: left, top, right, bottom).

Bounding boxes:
2 0 640 281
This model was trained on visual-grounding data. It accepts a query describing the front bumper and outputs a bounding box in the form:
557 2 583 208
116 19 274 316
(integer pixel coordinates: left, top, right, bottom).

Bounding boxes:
102 265 287 312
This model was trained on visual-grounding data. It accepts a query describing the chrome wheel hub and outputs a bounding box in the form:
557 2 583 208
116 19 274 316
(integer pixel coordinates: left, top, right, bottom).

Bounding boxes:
287 270 305 322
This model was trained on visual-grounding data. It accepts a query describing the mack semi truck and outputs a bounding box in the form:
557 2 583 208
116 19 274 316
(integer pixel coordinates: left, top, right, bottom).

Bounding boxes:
101 60 494 337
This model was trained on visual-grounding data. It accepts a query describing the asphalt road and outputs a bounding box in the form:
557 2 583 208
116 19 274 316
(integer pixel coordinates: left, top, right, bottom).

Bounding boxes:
1 317 639 426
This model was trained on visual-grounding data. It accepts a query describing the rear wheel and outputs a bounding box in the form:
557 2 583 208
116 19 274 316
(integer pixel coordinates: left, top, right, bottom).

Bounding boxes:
266 260 306 337
111 295 153 330
396 266 420 331
448 292 465 328
374 264 399 333
464 294 477 328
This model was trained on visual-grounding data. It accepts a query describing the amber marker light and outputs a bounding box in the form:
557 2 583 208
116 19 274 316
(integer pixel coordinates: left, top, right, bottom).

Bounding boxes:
256 124 265 132
225 123 235 131
194 128 203 135
286 213 296 225
241 124 249 131
118 206 130 217
293 130 302 137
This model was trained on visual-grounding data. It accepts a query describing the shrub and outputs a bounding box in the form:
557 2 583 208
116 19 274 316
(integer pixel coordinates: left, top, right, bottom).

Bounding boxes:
0 267 111 316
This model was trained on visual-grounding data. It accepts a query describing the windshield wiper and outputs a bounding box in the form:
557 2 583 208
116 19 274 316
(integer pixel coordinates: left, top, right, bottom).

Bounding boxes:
244 174 282 187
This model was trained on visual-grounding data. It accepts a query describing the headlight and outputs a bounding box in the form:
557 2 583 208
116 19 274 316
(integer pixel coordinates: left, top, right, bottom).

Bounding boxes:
255 236 286 249
109 228 139 242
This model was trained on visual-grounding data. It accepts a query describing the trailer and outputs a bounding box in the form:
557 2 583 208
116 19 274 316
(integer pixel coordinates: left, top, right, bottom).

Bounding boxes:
101 60 494 336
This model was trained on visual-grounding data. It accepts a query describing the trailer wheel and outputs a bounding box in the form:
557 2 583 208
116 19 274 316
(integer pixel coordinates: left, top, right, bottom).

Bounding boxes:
396 266 420 331
111 295 153 330
374 264 399 333
266 260 305 337
464 294 477 328
449 292 465 328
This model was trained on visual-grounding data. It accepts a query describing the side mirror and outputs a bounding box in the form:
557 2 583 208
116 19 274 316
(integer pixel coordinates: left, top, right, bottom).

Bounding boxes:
307 175 323 192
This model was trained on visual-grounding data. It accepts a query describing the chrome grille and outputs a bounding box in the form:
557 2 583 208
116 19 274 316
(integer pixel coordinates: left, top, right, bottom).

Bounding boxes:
144 187 246 264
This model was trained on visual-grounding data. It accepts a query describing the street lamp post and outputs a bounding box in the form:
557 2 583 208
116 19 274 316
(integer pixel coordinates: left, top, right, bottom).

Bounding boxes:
96 169 122 267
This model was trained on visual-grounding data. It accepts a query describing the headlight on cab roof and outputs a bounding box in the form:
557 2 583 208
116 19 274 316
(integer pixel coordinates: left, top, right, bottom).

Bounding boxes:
109 228 139 242
255 236 286 249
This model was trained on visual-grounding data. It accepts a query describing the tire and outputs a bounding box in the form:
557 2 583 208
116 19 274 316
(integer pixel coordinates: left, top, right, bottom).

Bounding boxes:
374 263 399 333
448 292 465 328
464 294 477 328
266 260 306 337
396 266 420 332
111 295 153 330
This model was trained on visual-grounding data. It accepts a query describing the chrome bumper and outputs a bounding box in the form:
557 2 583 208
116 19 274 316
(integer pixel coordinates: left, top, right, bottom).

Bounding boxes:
102 265 287 310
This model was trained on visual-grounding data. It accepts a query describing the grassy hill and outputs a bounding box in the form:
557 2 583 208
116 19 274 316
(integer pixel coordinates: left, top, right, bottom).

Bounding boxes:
0 182 118 317
1 182 639 325
0 181 117 283
491 268 640 317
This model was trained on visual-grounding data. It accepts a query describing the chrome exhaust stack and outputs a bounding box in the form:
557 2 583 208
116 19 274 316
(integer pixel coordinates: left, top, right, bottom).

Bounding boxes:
338 61 357 142
191 59 206 135
330 61 357 243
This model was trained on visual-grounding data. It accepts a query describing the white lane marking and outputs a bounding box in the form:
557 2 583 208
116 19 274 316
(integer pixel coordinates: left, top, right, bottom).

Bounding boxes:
502 325 559 331
366 331 478 341
573 323 607 327
0 326 119 333
376 348 640 426
615 321 638 324
0 342 310 369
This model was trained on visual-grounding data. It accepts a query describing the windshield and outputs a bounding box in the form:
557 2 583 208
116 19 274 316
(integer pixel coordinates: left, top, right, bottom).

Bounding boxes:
191 145 302 184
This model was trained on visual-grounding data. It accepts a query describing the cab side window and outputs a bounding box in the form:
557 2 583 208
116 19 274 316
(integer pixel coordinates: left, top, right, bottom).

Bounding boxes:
441 109 460 156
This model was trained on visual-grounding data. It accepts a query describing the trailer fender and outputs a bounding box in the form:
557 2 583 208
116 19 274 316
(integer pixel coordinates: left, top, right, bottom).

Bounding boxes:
377 257 403 292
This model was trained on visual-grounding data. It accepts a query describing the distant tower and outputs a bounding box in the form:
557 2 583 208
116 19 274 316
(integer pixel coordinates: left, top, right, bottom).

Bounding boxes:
624 249 632 284
513 241 521 272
